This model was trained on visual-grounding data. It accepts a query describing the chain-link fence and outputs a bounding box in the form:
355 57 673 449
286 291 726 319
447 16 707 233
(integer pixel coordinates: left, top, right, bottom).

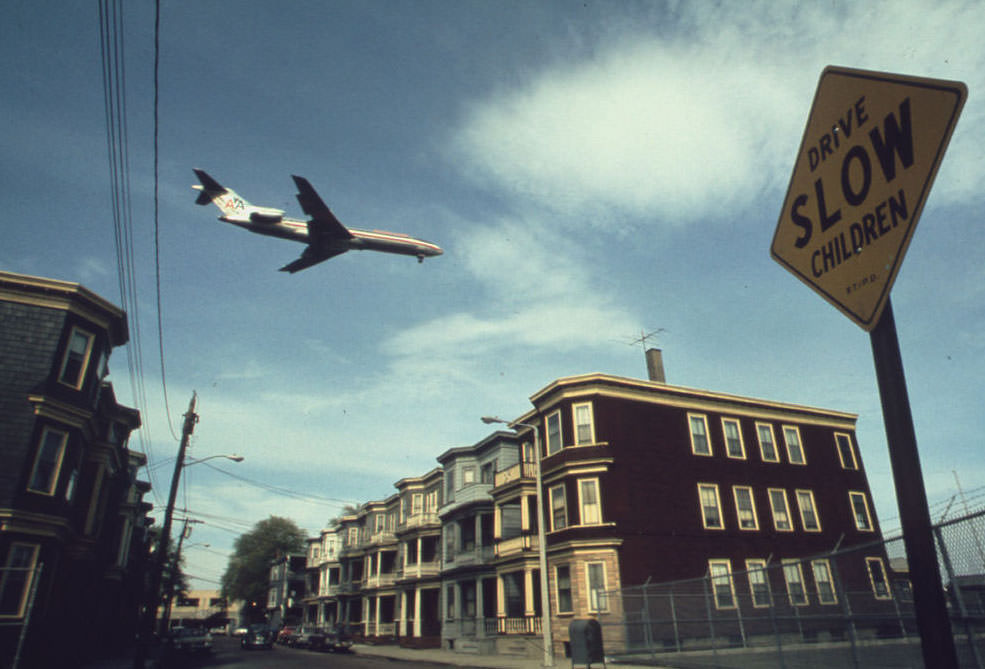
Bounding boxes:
598 509 985 668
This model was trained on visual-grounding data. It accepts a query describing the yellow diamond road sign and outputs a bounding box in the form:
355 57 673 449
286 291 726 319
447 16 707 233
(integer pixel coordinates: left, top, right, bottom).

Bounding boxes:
772 66 966 331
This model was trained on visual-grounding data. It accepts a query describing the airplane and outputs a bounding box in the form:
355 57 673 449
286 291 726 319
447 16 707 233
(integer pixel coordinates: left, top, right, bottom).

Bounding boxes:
192 169 443 272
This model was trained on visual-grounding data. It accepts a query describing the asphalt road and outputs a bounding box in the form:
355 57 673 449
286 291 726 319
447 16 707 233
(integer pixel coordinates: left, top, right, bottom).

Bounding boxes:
160 636 453 669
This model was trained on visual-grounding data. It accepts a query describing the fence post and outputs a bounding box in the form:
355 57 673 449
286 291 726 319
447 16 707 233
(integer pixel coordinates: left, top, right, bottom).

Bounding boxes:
641 580 656 662
764 562 786 669
830 559 860 669
703 571 718 662
935 525 984 669
669 581 681 652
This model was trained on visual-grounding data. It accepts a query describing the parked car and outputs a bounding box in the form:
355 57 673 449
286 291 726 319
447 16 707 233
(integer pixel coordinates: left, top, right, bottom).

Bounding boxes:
165 626 212 653
232 626 248 637
241 623 275 650
276 626 296 645
313 623 353 653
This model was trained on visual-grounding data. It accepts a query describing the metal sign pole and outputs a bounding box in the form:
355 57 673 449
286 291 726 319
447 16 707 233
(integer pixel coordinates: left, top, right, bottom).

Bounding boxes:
869 297 958 668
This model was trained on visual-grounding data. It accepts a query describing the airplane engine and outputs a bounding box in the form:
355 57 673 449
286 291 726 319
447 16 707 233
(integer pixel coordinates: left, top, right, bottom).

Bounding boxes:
249 209 284 224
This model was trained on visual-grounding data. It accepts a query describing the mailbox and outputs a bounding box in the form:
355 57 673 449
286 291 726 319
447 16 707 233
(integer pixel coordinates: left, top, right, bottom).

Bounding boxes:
569 618 604 667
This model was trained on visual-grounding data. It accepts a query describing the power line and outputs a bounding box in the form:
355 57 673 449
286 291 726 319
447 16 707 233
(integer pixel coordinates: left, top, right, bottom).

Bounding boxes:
201 462 360 508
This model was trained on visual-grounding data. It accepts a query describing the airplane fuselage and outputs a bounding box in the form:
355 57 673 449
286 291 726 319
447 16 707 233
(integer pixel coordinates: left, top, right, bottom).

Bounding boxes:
220 215 443 260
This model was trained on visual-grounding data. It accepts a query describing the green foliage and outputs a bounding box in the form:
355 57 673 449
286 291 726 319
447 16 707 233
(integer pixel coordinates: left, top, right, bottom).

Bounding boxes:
220 516 306 609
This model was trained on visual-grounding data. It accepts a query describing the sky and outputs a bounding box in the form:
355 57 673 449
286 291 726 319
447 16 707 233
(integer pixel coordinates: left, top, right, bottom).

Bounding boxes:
3 0 985 591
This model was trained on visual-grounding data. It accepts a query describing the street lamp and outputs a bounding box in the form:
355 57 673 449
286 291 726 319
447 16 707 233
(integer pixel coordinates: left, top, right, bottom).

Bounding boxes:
482 415 554 668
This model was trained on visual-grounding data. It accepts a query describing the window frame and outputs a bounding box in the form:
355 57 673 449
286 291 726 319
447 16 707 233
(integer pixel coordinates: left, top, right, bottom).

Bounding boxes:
745 559 771 608
756 422 780 463
572 402 595 446
849 491 874 531
462 466 476 485
721 417 746 459
782 560 809 606
835 432 859 469
795 489 822 532
698 483 725 530
545 410 563 456
0 543 40 619
811 559 838 605
782 425 807 465
586 562 608 613
555 565 573 614
549 483 567 531
57 327 96 390
768 488 794 532
688 413 712 456
866 557 892 600
27 426 68 496
578 477 602 526
708 559 737 610
733 485 759 531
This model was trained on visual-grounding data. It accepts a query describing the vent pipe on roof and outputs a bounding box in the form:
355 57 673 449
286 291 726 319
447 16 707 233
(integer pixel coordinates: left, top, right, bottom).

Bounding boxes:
646 348 666 383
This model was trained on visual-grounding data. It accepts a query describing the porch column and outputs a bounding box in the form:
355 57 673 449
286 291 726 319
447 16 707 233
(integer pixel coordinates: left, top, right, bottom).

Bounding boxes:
520 493 530 531
375 594 381 633
476 577 486 637
413 587 422 637
399 590 407 636
524 567 535 616
417 537 423 566
497 574 506 618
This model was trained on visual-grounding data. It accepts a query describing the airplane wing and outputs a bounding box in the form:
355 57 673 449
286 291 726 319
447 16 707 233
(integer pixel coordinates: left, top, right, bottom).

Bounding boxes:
279 246 348 273
291 175 353 244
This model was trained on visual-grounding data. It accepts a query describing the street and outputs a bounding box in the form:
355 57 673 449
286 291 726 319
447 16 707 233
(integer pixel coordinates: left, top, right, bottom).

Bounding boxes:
160 636 454 669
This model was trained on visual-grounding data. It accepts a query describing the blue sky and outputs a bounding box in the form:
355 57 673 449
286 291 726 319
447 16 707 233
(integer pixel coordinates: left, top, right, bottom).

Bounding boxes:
3 0 985 590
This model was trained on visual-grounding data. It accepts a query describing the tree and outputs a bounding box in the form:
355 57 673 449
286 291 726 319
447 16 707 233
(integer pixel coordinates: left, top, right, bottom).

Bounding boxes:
220 516 306 619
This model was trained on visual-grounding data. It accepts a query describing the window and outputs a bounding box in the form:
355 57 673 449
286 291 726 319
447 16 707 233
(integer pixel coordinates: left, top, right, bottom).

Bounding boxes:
375 514 386 534
812 559 838 604
578 478 601 525
746 559 771 607
849 491 874 531
756 422 779 462
586 562 608 612
698 483 724 530
58 327 95 389
522 441 535 463
480 461 495 484
28 427 68 495
782 560 808 606
835 433 858 469
795 489 821 532
688 413 711 456
866 557 892 599
424 490 438 512
545 411 563 455
708 559 736 609
783 426 806 464
411 493 423 515
462 467 475 485
555 566 573 614
722 418 746 458
446 469 455 498
549 484 567 531
0 544 39 618
573 403 595 445
733 486 759 530
446 584 455 619
768 488 793 531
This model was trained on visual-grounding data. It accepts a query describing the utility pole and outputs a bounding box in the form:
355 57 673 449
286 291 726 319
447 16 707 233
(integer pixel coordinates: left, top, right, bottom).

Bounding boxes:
133 392 198 669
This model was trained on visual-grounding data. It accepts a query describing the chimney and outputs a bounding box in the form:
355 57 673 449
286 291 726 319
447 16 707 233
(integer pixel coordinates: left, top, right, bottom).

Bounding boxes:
646 348 666 383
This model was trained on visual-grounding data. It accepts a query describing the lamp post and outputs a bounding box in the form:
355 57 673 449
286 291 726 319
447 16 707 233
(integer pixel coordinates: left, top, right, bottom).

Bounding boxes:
482 415 554 668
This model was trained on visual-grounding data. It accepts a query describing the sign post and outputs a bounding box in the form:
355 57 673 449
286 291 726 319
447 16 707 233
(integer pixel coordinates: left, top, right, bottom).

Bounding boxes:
772 66 966 669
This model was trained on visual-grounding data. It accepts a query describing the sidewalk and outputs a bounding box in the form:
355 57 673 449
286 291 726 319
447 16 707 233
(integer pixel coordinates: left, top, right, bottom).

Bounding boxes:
352 643 662 668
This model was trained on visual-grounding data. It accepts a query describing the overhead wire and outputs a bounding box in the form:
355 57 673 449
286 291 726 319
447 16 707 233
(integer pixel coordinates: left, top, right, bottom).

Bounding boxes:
200 461 361 508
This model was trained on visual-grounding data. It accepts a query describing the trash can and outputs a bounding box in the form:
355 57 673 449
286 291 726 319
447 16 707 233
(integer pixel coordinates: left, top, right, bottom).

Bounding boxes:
569 618 604 667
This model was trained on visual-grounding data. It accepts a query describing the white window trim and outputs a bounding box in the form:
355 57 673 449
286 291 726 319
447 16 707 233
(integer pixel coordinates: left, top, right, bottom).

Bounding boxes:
795 489 822 532
577 477 602 526
0 543 40 619
849 491 875 531
745 559 771 608
58 326 95 390
708 559 737 610
27 426 68 496
721 417 746 459
688 413 712 457
585 561 609 613
554 565 573 614
768 488 793 532
698 483 725 530
755 422 780 463
572 402 596 446
545 410 563 456
811 559 838 605
782 560 809 606
866 557 892 600
782 425 807 465
549 483 567 532
733 485 759 531
835 432 859 470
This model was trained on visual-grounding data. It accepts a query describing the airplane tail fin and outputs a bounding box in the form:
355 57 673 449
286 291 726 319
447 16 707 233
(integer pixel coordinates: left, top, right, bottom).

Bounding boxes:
192 168 284 223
